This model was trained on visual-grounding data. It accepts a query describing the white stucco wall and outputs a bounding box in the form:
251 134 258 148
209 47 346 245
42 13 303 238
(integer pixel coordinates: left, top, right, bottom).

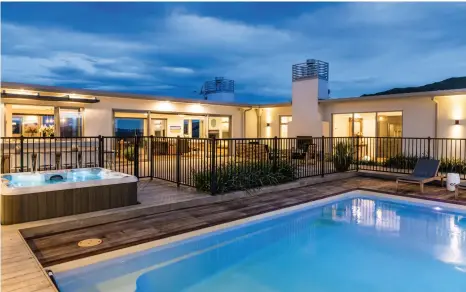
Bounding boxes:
79 96 244 137
258 106 292 138
244 109 257 138
319 96 437 138
435 94 466 139
290 78 324 137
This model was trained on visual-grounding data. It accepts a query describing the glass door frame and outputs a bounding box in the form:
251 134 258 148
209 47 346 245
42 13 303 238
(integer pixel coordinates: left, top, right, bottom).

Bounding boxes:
331 110 403 138
279 115 292 138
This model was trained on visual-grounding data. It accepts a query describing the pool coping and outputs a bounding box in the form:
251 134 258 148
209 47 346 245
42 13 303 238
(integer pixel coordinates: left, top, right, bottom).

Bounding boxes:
48 188 466 273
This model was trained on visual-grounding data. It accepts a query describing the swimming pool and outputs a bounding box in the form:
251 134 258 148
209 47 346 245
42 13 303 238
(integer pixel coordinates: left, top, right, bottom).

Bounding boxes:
54 191 466 292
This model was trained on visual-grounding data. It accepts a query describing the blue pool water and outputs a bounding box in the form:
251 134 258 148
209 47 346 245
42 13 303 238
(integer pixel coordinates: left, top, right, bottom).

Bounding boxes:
3 168 105 188
55 194 466 292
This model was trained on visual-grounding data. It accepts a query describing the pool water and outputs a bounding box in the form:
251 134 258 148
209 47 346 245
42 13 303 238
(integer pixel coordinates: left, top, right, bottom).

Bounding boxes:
55 194 466 292
3 168 110 188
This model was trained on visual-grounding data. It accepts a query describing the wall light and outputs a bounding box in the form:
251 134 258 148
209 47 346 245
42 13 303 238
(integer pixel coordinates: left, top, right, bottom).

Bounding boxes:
156 101 174 112
266 123 271 127
188 103 204 113
455 120 460 125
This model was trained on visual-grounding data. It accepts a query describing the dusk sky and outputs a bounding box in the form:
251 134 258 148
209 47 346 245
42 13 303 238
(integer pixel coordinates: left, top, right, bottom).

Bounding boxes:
2 2 466 103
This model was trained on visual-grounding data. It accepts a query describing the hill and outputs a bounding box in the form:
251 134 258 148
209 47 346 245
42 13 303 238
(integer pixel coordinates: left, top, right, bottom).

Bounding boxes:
361 77 466 97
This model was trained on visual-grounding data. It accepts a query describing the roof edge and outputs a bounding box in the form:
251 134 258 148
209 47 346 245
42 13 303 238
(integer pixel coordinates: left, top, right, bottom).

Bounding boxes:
0 81 291 108
320 88 466 103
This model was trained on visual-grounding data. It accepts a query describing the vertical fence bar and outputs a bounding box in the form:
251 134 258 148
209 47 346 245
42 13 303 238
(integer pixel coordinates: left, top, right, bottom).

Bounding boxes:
320 136 324 177
98 135 104 168
428 136 431 159
150 135 154 179
134 135 140 178
19 135 24 172
355 136 359 172
272 136 278 172
210 137 217 195
176 136 181 187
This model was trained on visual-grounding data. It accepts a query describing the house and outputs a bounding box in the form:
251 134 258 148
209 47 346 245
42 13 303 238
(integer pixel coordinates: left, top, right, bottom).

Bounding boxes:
1 59 465 141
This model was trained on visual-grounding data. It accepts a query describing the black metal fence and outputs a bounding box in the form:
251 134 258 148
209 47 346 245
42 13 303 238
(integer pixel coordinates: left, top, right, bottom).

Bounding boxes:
2 136 465 194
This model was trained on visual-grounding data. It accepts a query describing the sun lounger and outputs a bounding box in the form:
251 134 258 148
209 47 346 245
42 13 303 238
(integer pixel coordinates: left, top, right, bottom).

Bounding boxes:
396 159 442 193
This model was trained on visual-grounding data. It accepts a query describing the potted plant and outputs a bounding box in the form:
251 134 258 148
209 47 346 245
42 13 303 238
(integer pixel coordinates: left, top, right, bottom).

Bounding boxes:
39 125 55 137
124 146 135 161
333 141 353 172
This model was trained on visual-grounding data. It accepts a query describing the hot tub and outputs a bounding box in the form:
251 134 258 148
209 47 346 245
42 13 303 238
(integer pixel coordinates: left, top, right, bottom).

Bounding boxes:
1 168 138 225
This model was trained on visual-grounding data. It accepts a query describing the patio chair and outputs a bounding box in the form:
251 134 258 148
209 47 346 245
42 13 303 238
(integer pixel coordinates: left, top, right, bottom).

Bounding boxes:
396 159 442 193
455 182 466 199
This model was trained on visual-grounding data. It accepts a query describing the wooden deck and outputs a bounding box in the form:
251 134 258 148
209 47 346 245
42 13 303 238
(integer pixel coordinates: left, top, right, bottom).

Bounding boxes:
23 176 466 268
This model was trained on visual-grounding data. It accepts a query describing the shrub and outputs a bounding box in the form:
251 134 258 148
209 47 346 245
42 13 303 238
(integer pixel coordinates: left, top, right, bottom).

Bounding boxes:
192 160 297 194
439 158 466 175
124 146 135 161
382 154 424 169
333 142 353 172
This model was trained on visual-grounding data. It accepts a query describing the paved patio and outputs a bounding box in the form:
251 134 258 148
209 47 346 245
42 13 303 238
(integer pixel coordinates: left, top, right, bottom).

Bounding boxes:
22 176 465 268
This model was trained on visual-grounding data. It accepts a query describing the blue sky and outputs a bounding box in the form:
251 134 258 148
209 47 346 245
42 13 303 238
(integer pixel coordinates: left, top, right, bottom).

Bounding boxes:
2 2 466 103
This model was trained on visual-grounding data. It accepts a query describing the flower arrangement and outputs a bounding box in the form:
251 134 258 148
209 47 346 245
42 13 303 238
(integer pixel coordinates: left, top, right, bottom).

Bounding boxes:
39 125 55 137
24 124 39 136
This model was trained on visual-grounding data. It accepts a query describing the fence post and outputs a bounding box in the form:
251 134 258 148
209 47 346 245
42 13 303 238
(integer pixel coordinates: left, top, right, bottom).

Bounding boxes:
20 135 24 172
272 136 278 172
427 136 431 159
98 135 104 168
355 136 359 172
210 136 217 195
176 136 181 188
134 135 140 178
320 136 325 177
150 135 154 179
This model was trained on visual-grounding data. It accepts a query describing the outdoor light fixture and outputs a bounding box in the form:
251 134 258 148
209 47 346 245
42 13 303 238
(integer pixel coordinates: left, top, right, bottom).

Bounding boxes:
266 123 271 127
455 120 460 125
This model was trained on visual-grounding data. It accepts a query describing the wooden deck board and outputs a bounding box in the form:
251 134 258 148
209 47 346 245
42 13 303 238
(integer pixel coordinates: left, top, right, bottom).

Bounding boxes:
23 177 466 267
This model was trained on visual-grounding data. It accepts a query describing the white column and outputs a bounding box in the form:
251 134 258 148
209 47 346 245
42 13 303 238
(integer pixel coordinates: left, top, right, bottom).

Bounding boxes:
289 78 327 137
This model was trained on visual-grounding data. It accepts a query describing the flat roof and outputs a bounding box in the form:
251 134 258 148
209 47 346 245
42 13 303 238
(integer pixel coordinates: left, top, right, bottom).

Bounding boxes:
2 81 466 107
0 82 291 108
319 88 466 103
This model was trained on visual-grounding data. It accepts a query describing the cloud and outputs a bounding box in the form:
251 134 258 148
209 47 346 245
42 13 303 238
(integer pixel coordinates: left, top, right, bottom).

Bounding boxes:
2 3 466 101
161 66 195 74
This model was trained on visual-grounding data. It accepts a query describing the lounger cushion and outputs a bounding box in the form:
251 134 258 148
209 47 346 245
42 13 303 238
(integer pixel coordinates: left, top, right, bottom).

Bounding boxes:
458 182 466 189
412 159 440 178
398 176 433 182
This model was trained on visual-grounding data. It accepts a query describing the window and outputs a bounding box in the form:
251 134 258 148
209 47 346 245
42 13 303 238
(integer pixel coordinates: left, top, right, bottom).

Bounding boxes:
42 116 55 127
12 116 22 135
377 112 402 137
183 119 189 136
279 116 292 138
114 118 144 137
60 108 82 137
208 116 230 139
333 112 401 138
10 105 55 137
152 119 167 137
191 119 200 138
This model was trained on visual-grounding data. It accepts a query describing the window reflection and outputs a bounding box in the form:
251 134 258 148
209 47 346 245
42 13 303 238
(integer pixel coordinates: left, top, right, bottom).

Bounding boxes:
60 108 82 137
